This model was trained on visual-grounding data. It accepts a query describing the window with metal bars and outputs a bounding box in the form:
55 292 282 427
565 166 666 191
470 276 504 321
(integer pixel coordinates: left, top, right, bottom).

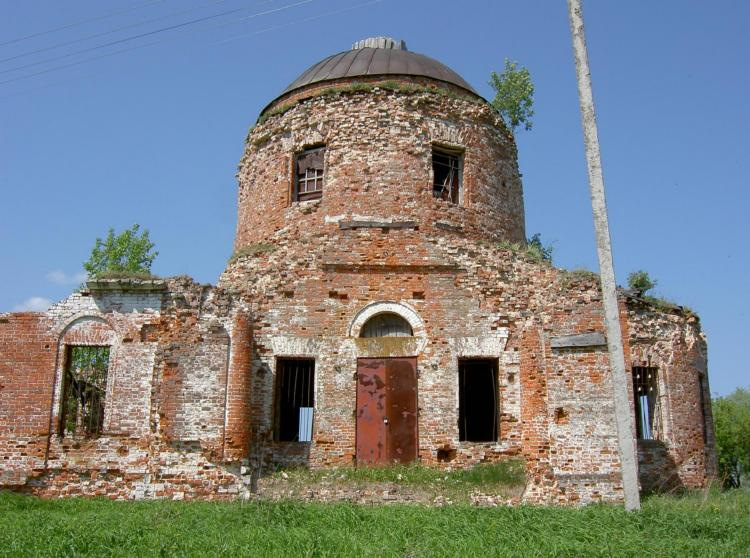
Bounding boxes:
360 313 413 338
458 359 499 442
432 146 462 204
60 345 110 437
275 358 315 442
295 146 325 201
632 366 659 440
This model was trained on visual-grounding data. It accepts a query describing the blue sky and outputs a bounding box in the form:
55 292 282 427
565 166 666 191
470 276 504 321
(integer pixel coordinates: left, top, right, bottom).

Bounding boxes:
1 1 747 396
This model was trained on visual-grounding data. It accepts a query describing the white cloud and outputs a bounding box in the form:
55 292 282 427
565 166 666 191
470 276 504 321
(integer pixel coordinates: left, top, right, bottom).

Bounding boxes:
13 297 52 312
46 270 87 285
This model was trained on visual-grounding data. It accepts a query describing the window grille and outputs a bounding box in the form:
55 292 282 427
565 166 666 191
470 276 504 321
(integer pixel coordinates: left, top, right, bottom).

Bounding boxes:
360 313 413 338
275 358 315 442
295 147 325 201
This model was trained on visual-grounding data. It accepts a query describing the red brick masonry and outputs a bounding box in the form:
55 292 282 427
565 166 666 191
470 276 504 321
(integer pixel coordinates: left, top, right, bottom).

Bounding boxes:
0 76 715 503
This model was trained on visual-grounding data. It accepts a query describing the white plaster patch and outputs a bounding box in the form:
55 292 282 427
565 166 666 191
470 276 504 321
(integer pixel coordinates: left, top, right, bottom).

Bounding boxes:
268 336 328 356
448 331 510 356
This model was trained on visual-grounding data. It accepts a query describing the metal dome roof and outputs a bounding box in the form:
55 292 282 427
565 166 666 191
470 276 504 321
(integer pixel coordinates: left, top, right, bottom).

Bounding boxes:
276 37 478 99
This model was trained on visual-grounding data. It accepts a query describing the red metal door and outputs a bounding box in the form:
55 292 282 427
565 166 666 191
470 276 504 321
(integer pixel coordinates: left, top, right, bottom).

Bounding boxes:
356 359 387 464
356 357 418 465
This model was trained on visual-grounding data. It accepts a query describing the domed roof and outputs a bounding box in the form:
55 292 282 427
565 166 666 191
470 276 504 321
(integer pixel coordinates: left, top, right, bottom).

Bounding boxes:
277 37 478 99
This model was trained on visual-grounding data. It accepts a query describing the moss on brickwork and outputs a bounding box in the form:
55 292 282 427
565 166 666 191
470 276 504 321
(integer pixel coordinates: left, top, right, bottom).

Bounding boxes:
228 243 276 263
91 270 160 280
557 268 600 290
255 79 486 127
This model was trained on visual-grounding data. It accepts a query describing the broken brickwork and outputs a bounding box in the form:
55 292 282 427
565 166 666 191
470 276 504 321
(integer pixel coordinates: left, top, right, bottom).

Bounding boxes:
0 39 715 503
0 279 254 499
623 296 716 492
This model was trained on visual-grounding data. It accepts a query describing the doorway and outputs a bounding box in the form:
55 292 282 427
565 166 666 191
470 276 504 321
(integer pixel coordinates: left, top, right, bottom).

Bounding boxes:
355 357 418 464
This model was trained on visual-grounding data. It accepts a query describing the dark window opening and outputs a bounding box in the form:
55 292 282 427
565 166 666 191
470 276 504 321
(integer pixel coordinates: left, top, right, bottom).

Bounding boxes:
458 359 499 442
632 366 659 440
432 147 462 204
360 313 413 338
275 358 315 442
295 146 325 201
60 345 110 437
698 374 708 444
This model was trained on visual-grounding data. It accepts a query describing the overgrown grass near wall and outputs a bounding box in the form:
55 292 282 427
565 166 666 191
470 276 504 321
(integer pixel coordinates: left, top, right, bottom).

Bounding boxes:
1 489 748 557
267 460 525 487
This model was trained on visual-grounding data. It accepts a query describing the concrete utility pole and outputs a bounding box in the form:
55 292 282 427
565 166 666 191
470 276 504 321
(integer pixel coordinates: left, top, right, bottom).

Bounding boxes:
566 0 641 511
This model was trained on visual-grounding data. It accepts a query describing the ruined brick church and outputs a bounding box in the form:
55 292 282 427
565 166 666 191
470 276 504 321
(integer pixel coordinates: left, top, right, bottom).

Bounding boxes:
0 38 716 503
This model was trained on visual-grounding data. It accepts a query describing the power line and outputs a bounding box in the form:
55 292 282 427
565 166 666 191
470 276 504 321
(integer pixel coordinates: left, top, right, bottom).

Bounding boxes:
215 0 382 45
0 0 234 65
0 0 166 48
0 2 256 76
0 0 314 86
0 0 381 98
0 67 109 101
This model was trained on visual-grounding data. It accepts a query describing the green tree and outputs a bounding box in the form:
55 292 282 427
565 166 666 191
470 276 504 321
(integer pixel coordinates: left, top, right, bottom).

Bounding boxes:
489 59 535 132
627 270 657 295
83 224 157 278
713 387 750 488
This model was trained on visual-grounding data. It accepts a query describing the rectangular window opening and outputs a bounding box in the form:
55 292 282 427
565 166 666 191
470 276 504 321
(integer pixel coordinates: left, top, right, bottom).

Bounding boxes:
632 366 659 440
295 146 325 202
275 358 315 442
698 373 708 444
458 358 499 442
432 146 462 204
60 345 110 437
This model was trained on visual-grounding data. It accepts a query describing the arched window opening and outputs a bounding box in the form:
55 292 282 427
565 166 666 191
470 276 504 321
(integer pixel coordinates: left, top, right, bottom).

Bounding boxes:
360 313 413 338
60 345 110 437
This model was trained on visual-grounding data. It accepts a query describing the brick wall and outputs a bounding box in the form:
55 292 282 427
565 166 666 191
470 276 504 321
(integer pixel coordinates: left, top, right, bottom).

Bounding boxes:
0 313 56 485
0 76 715 503
625 297 716 491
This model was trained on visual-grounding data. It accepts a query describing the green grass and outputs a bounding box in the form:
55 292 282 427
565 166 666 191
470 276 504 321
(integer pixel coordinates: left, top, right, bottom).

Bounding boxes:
268 460 525 487
1 488 748 557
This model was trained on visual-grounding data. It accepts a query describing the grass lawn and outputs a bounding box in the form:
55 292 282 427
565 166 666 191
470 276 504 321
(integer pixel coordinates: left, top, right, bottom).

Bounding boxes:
1 488 748 557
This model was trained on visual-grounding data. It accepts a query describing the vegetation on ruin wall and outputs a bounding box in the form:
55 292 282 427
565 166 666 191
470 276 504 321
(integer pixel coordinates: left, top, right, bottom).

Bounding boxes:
228 242 276 264
1 489 748 557
252 80 487 130
483 233 555 265
84 224 159 280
